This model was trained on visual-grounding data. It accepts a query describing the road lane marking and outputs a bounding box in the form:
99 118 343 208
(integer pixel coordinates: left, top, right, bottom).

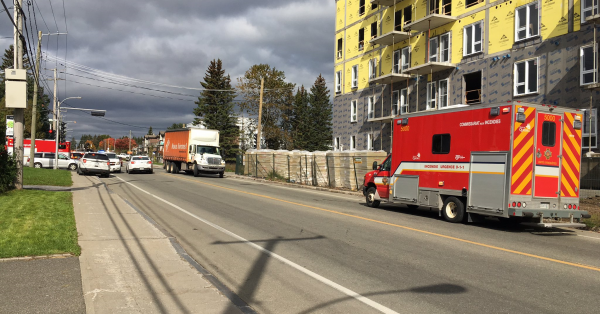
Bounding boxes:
116 176 399 314
154 173 600 273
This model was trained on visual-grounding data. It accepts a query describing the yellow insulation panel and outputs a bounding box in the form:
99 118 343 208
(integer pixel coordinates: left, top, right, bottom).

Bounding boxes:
336 0 345 31
541 0 568 39
574 0 581 32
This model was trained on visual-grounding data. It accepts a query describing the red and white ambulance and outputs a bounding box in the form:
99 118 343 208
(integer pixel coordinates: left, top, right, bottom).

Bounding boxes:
363 102 590 227
6 138 71 154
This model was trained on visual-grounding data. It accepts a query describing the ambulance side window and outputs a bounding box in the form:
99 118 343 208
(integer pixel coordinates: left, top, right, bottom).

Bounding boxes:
541 121 556 147
432 134 451 154
381 157 391 171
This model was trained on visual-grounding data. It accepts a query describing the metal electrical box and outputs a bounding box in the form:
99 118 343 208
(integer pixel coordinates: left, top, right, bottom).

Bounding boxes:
5 68 27 109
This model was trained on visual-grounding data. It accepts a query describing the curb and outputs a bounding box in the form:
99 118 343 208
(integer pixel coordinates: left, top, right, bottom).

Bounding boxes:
0 253 74 262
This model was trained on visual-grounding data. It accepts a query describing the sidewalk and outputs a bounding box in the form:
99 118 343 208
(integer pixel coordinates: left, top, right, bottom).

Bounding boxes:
72 173 247 314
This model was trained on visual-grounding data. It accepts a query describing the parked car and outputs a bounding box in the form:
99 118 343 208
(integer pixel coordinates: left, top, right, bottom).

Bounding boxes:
126 156 153 174
78 153 110 177
27 152 78 170
105 153 122 173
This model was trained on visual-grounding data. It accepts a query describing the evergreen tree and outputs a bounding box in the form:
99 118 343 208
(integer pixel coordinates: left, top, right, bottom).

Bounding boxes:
0 117 16 193
147 126 153 135
237 64 295 149
193 59 239 162
309 74 333 151
291 86 311 150
0 45 52 139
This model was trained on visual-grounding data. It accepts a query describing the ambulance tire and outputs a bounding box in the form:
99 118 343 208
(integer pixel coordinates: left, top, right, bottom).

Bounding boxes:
365 187 380 208
442 196 465 223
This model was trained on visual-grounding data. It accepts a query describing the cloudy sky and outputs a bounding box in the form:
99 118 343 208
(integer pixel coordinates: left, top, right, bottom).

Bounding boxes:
0 0 335 142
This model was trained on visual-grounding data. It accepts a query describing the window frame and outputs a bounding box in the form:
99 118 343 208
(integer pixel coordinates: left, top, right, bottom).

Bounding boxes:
463 22 483 57
513 57 539 96
334 137 340 150
515 3 539 42
432 134 451 154
581 44 598 86
335 71 342 93
350 135 356 150
367 96 375 119
393 49 401 74
367 133 374 150
369 58 377 79
582 0 599 24
400 88 408 114
351 65 358 88
429 37 439 62
438 79 449 108
427 81 437 110
350 100 358 122
583 108 598 149
337 38 343 59
401 46 411 71
371 21 378 39
541 121 557 147
440 32 450 62
359 0 366 16
392 90 399 115
358 28 365 51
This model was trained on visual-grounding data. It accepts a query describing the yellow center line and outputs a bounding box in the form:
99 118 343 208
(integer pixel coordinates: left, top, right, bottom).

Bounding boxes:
157 172 600 273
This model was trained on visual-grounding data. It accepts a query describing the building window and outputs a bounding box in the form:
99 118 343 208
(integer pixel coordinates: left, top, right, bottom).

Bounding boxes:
351 100 357 122
440 33 450 62
515 3 539 41
352 65 358 88
427 81 437 110
335 71 342 93
392 90 399 115
514 58 538 96
403 6 412 25
334 137 340 150
359 28 365 50
429 37 438 62
350 135 356 150
394 9 403 31
432 134 451 154
367 133 374 150
464 71 482 104
359 0 366 16
541 121 556 147
582 0 599 23
401 46 410 71
581 45 597 85
466 0 484 8
463 22 482 56
393 49 401 74
583 108 598 149
369 59 377 79
337 38 343 59
367 96 374 119
400 88 408 114
372 3 378 10
439 79 449 108
371 22 378 39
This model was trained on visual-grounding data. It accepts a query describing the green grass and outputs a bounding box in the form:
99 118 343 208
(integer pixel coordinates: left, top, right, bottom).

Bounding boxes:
0 190 80 258
23 167 73 186
583 213 600 232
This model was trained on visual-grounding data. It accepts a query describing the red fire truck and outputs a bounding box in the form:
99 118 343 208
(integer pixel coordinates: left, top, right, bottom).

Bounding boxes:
6 138 71 154
363 102 590 227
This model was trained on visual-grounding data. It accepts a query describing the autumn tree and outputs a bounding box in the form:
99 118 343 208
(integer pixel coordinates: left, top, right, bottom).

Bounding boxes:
98 138 116 151
115 138 136 151
237 64 295 149
194 59 239 162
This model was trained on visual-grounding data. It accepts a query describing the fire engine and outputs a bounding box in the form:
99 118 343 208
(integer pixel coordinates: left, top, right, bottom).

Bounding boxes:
6 138 71 154
363 102 590 227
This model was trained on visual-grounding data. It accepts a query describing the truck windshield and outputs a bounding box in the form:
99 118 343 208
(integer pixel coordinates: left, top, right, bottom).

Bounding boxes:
197 146 220 155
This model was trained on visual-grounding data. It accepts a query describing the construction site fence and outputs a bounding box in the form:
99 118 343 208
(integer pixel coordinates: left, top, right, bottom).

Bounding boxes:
239 150 388 191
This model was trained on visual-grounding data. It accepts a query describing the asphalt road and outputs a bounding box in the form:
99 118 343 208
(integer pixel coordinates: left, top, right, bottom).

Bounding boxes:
101 169 600 314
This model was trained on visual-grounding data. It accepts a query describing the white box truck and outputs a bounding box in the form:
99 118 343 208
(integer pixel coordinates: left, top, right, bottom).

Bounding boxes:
163 128 225 178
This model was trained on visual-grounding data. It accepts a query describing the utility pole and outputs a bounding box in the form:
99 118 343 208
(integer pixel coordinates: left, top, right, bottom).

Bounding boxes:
29 31 42 167
129 130 132 153
52 68 57 134
13 0 24 189
590 95 593 154
256 77 264 149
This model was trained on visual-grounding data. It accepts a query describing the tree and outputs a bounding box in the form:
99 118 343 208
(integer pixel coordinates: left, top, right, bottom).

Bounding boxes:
0 117 17 193
147 126 153 135
194 59 240 162
309 74 333 151
290 86 311 150
167 123 185 130
115 138 137 151
0 45 52 139
237 64 295 149
84 140 95 152
98 138 116 151
70 136 77 150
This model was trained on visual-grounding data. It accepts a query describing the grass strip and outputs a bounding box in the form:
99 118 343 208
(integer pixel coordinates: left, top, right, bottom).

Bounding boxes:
0 190 80 258
23 167 73 186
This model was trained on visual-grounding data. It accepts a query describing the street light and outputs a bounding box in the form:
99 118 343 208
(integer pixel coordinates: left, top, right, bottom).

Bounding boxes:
54 97 81 169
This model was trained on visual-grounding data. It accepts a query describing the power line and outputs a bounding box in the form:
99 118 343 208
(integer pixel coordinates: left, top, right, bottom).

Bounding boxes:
61 0 67 98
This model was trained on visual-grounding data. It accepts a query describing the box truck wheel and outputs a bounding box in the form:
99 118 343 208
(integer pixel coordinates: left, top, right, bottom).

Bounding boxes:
365 187 380 208
219 172 224 178
193 163 199 177
165 161 171 173
442 196 465 223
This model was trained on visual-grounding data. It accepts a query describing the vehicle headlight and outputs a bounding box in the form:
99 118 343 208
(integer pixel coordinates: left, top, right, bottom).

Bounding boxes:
221 160 225 165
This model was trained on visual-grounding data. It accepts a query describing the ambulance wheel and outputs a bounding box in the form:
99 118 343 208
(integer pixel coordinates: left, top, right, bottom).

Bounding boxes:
193 163 199 177
365 187 380 208
442 196 465 223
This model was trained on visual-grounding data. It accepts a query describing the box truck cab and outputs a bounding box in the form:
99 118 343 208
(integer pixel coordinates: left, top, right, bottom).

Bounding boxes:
363 102 590 228
163 128 226 178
